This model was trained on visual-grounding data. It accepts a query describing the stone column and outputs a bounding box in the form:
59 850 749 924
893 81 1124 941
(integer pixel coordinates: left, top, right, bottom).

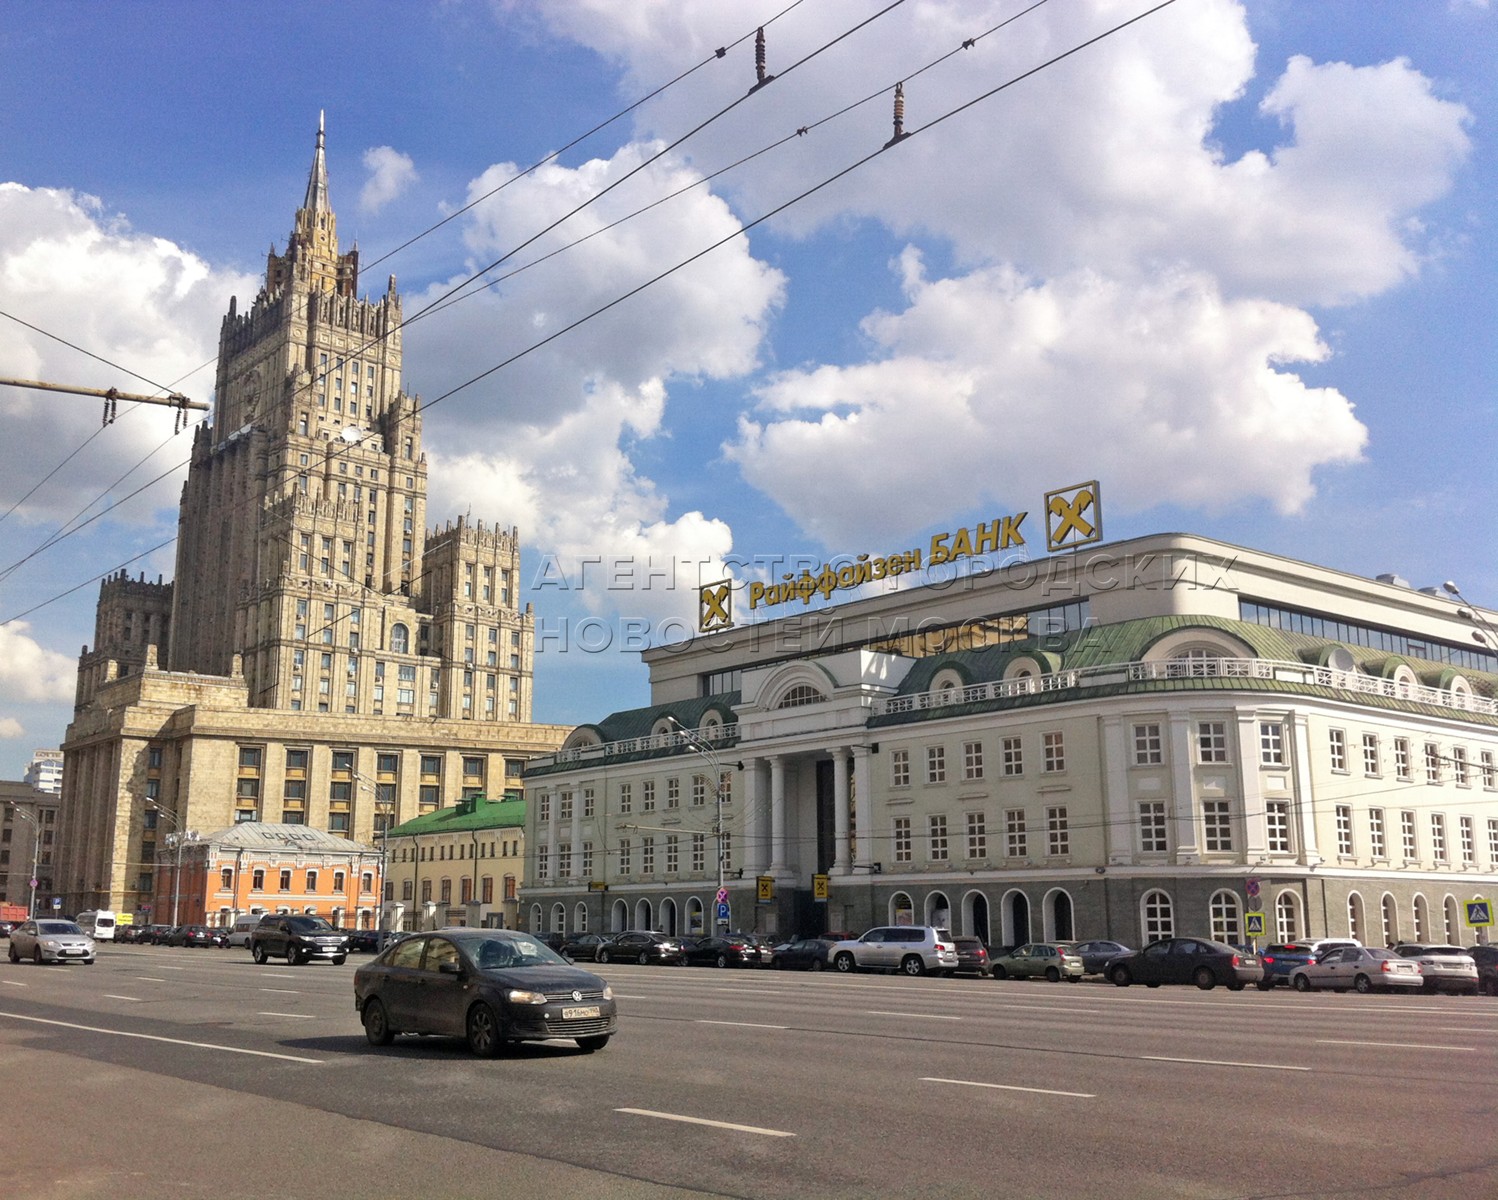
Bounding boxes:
768 755 788 877
849 746 872 875
741 758 764 875
832 747 852 874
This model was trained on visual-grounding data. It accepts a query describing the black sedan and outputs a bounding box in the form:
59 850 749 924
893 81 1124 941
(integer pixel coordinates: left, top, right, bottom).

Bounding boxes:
1105 937 1262 990
772 935 839 971
166 924 219 947
596 931 686 965
560 933 613 962
1070 938 1133 975
354 928 617 1056
684 934 774 968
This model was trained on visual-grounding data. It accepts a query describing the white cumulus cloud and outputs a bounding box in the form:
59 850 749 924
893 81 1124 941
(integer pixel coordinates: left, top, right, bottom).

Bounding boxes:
0 621 77 703
729 252 1368 546
410 142 784 623
0 184 256 529
360 146 419 214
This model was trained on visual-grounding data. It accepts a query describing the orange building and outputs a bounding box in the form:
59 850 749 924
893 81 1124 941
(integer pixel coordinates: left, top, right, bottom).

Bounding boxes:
149 823 381 929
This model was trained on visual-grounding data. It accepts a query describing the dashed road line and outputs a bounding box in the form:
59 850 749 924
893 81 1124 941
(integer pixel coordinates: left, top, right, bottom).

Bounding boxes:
617 1108 795 1137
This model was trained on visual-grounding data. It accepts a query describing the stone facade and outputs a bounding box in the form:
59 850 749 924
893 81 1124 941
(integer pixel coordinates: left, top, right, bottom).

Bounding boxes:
58 118 567 916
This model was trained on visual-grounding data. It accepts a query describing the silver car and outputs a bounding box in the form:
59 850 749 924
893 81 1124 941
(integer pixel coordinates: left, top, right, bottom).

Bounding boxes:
829 926 958 976
8 919 97 965
1288 946 1422 994
990 942 1086 982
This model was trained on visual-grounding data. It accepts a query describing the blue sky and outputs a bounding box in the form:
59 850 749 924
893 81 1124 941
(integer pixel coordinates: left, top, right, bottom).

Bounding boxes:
1 0 1494 777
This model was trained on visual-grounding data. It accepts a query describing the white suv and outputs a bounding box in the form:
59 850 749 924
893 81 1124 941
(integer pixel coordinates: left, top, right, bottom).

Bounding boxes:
830 926 958 976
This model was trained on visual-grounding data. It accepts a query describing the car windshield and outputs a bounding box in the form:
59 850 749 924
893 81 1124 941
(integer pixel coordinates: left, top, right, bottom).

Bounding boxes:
38 921 83 935
468 935 569 970
288 916 336 932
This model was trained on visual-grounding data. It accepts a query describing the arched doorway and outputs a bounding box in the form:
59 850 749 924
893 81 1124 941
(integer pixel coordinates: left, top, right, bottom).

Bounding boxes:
1003 890 1031 945
963 890 991 943
660 897 678 936
686 896 704 935
610 899 628 932
1044 889 1074 941
634 898 654 931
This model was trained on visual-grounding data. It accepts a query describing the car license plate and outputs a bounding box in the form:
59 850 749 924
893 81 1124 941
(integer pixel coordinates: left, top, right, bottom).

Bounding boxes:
562 1005 600 1020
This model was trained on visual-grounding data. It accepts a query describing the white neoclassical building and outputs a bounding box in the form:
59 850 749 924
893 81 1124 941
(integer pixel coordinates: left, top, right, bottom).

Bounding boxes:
523 532 1498 950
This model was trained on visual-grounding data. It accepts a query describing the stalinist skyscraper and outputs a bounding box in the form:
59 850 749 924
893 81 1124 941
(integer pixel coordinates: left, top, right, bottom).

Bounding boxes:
59 119 567 922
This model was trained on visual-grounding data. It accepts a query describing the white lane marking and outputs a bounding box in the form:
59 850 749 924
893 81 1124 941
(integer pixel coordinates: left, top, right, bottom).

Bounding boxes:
923 1077 1096 1099
617 1108 795 1138
134 977 167 982
987 1004 1104 1016
154 965 186 970
259 988 300 994
866 1010 961 1020
0 1011 323 1063
1 981 25 988
696 1019 788 1030
258 1011 316 1019
1143 1055 1309 1072
1317 1039 1475 1052
103 995 142 1002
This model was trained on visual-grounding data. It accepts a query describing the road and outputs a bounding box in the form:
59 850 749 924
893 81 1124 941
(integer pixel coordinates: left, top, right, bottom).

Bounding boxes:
2 944 1495 1199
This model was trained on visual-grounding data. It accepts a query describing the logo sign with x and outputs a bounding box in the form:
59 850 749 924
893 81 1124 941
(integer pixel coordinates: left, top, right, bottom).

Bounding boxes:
1044 481 1103 552
699 580 733 632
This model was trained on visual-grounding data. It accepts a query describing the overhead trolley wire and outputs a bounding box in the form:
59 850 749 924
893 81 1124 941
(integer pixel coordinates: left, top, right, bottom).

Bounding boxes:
4 0 1175 638
0 0 914 605
0 2 810 545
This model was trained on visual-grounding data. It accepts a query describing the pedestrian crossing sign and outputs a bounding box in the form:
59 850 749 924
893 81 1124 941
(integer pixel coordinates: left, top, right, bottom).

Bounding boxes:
1244 912 1266 937
1464 899 1493 928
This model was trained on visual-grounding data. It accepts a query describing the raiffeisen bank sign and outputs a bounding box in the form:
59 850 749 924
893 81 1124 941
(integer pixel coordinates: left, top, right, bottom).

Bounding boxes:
698 481 1102 633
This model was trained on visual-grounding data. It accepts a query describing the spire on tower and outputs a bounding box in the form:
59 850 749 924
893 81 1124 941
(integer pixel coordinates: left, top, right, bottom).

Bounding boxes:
303 110 331 215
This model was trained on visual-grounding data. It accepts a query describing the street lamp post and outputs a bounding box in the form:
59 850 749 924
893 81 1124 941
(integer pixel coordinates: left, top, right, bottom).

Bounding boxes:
8 806 40 919
164 830 201 927
667 717 729 933
1442 581 1498 651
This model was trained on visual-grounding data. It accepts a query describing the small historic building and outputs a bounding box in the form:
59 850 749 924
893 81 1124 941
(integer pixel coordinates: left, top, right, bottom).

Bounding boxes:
382 794 526 932
150 822 380 929
523 531 1498 950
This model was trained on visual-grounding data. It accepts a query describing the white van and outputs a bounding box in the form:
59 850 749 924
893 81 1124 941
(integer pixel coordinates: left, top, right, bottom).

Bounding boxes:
226 912 265 948
74 910 117 941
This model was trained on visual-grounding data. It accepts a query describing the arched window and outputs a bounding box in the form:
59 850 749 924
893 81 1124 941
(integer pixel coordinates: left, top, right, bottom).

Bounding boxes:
661 897 678 937
1209 891 1241 945
1274 892 1300 942
1413 894 1429 942
573 902 589 934
550 902 565 934
634 898 653 931
611 899 628 933
529 903 542 932
925 891 951 929
890 891 915 926
1142 890 1174 943
686 896 704 936
1443 895 1460 944
777 684 825 709
1347 892 1365 941
391 623 410 654
1380 894 1399 946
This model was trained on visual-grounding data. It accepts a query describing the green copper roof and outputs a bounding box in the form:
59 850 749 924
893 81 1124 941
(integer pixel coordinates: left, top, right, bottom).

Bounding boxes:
388 793 525 837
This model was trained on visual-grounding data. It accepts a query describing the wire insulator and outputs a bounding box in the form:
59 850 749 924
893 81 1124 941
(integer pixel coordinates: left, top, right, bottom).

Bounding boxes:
749 26 775 92
885 82 909 148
